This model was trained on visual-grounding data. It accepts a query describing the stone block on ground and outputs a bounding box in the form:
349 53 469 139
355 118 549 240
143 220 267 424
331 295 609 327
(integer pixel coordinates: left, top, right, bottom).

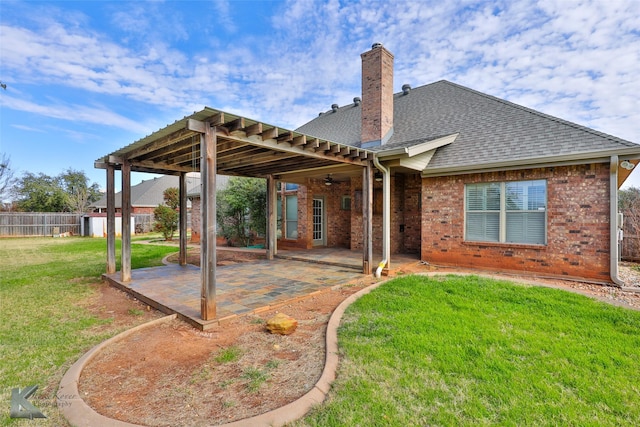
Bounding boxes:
266 313 298 335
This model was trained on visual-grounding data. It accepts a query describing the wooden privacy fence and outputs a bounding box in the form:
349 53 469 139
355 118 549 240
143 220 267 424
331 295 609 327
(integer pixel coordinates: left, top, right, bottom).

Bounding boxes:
0 213 82 237
0 213 187 237
621 234 640 262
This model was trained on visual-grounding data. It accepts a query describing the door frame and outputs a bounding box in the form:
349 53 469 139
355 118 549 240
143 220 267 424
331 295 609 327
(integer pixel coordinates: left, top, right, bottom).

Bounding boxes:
312 196 326 246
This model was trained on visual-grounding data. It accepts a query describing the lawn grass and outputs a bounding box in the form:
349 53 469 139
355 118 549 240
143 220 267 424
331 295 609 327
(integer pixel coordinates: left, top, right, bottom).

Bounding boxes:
299 274 640 427
0 237 177 426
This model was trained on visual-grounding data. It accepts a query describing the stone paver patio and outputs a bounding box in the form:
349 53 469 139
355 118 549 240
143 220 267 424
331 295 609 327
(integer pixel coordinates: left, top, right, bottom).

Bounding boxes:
103 248 416 330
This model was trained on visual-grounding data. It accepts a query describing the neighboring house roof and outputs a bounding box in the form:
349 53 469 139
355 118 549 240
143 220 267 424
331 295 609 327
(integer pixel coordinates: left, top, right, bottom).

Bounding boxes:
92 174 202 209
188 174 230 198
296 80 640 174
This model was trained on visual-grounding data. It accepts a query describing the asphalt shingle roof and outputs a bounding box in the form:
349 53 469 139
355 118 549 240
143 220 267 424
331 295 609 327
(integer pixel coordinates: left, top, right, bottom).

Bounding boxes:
92 174 203 209
295 80 639 171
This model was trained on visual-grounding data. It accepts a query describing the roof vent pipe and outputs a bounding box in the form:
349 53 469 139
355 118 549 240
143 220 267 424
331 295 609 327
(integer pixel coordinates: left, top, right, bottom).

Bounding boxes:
353 97 361 106
402 84 411 95
331 103 339 112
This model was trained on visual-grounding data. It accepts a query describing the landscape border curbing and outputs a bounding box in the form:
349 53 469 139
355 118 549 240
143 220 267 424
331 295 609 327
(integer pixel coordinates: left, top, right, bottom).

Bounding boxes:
58 314 178 427
57 277 391 427
58 271 639 427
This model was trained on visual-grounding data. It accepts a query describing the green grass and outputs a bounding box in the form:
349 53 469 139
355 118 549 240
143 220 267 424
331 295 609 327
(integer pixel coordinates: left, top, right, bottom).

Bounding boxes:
0 237 177 426
299 274 640 427
241 367 269 392
214 346 242 364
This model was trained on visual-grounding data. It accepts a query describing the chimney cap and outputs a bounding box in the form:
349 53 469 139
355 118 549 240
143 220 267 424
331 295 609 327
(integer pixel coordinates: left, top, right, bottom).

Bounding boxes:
402 84 411 95
372 42 383 49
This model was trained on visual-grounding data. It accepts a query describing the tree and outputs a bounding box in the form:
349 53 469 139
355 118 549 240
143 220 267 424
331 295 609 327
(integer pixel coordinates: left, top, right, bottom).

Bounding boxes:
0 153 16 206
11 169 101 212
59 168 102 213
12 172 67 212
217 177 266 247
154 187 179 241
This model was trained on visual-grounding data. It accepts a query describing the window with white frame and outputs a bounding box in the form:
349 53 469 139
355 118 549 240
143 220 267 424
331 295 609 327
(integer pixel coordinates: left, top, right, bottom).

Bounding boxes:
465 180 547 245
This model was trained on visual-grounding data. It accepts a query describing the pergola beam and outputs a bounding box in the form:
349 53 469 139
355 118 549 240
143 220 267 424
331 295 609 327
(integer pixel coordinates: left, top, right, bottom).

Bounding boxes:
212 132 368 167
125 128 197 160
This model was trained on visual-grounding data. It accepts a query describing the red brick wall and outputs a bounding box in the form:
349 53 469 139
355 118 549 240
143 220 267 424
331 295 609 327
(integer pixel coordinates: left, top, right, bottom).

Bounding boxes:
421 164 612 282
401 173 422 254
299 179 351 248
350 175 381 252
190 198 201 243
132 207 155 214
350 173 421 255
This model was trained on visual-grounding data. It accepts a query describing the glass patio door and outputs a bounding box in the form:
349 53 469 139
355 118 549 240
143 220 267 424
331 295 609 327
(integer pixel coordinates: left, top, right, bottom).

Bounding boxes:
312 197 325 246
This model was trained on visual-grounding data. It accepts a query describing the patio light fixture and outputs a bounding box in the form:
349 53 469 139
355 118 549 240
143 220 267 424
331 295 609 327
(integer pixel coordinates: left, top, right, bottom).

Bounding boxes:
620 160 635 170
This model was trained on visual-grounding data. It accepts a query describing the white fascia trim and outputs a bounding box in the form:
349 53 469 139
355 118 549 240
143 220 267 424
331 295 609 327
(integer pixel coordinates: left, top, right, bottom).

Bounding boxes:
377 133 459 159
422 147 640 178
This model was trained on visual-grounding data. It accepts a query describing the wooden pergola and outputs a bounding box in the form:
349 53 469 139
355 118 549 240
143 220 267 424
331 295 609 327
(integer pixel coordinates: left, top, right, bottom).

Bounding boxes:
95 107 377 320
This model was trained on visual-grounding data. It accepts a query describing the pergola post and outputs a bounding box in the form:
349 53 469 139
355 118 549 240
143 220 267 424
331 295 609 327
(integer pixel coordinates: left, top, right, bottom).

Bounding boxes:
266 175 277 260
179 172 188 266
121 160 132 282
106 164 116 274
362 163 373 274
200 124 217 320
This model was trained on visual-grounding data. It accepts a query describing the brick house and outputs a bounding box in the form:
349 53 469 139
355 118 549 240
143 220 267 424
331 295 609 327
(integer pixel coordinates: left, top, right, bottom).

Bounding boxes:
97 43 640 293
271 43 640 283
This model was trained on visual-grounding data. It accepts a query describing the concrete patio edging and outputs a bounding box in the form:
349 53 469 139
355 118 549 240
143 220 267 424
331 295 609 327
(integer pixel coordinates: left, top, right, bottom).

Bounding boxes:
56 277 392 427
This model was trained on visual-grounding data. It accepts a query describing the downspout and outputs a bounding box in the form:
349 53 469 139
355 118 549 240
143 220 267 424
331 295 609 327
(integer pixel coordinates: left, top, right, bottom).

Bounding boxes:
610 155 624 287
373 156 390 278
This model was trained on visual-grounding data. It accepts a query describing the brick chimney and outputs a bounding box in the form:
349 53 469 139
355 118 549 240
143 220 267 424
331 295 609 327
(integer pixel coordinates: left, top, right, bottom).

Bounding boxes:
361 43 394 148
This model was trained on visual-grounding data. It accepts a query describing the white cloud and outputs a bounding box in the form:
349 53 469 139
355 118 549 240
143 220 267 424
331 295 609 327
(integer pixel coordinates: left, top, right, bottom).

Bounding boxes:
211 0 237 34
1 95 151 134
0 0 638 142
11 124 46 133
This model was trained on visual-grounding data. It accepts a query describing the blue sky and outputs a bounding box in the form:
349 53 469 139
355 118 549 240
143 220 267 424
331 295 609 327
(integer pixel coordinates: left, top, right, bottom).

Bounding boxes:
1 0 639 195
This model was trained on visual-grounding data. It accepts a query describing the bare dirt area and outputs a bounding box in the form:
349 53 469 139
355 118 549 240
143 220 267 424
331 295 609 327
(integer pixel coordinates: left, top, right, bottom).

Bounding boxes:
79 283 367 427
39 282 164 427
75 251 640 427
